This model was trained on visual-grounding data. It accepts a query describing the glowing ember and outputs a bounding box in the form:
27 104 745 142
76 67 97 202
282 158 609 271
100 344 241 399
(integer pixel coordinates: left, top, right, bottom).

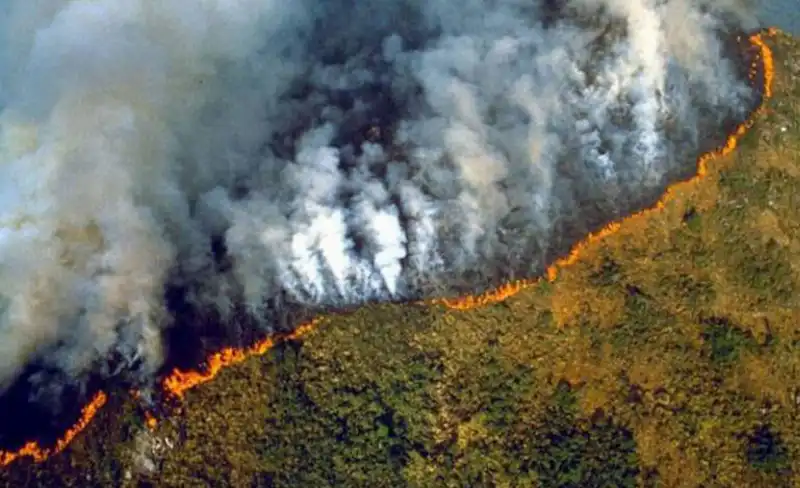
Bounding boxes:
144 411 158 431
0 29 778 470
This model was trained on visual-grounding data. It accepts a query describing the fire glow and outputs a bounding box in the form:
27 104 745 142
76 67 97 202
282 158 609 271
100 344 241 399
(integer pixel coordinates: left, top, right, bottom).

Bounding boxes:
0 28 779 469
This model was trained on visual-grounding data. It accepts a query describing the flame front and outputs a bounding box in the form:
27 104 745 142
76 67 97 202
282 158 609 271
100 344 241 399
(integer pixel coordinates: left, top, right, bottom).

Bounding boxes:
438 29 776 310
0 391 107 468
162 319 322 399
0 28 779 469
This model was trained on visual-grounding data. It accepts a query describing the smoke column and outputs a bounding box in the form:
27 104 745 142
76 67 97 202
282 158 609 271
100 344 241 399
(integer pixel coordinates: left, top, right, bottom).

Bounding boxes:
0 0 760 412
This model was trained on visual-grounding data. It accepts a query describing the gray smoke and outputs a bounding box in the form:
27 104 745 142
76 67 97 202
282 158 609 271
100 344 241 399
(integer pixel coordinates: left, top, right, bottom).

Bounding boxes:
0 0 759 406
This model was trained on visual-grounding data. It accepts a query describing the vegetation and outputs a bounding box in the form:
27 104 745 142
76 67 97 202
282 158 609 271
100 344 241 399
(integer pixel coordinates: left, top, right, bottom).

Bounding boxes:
1 31 799 488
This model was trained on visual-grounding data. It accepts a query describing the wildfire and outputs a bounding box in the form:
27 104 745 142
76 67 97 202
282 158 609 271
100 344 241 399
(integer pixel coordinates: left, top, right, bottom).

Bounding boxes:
0 391 107 468
439 29 777 310
0 29 778 469
162 319 322 399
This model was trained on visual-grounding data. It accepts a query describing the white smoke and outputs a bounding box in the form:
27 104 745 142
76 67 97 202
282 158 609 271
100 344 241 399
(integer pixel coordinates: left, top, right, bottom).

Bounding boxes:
0 0 758 405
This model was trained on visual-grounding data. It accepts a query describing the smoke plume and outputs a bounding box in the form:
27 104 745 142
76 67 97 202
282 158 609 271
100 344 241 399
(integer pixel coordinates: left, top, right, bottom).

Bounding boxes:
0 0 759 411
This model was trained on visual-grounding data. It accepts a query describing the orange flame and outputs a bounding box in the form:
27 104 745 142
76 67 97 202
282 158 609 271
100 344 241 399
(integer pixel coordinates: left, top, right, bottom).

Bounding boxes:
0 391 107 468
0 28 778 469
438 30 776 310
144 411 158 431
162 319 322 399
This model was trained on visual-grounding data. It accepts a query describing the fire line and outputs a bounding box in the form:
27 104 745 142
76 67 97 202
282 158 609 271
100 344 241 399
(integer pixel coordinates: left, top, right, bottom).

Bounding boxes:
0 28 778 469
0 392 107 468
434 29 776 310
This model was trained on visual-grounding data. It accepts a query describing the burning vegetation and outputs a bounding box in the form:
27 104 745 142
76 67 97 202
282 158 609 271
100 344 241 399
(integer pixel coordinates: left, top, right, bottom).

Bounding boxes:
0 28 779 473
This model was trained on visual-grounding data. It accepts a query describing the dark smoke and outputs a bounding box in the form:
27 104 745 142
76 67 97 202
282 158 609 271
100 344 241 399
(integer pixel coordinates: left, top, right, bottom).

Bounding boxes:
0 0 761 420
